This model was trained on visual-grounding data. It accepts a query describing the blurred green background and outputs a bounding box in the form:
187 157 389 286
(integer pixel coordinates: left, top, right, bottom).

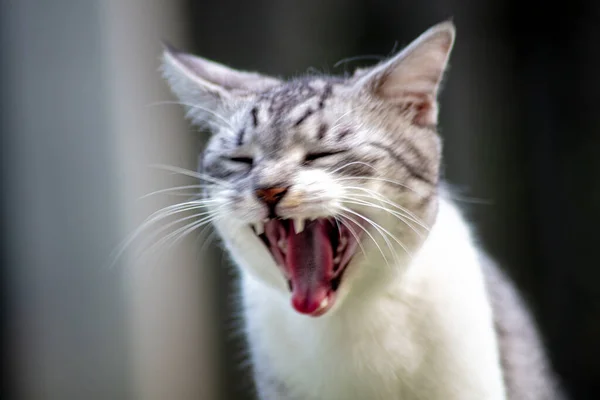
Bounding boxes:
1 0 599 399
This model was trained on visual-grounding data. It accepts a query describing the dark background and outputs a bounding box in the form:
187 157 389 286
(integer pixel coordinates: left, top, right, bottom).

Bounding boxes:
1 0 599 399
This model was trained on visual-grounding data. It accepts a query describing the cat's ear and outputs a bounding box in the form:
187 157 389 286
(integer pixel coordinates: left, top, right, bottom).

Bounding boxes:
161 44 280 128
353 21 455 127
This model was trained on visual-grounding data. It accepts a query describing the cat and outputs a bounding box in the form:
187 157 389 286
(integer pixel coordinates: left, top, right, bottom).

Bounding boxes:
161 21 566 400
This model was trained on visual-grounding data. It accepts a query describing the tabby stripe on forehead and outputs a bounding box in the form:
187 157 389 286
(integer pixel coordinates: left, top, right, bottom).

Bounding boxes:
318 83 333 109
368 142 435 185
317 124 328 140
251 107 259 127
236 128 245 146
294 108 314 127
394 135 431 174
338 128 352 140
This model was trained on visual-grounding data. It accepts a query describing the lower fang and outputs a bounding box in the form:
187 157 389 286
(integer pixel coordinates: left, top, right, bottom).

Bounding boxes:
337 237 347 253
333 256 341 264
317 297 328 312
278 239 286 251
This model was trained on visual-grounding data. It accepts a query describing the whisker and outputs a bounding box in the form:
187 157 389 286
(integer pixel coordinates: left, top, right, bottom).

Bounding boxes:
335 176 426 196
337 212 391 269
141 200 219 225
333 54 385 68
341 206 412 259
147 100 235 131
340 186 430 230
148 164 231 187
341 194 425 228
445 190 493 205
351 212 400 264
197 228 217 257
340 192 430 231
139 210 217 247
109 200 230 267
328 161 377 175
332 215 367 258
169 217 219 248
331 106 364 131
126 212 214 263
340 198 425 239
146 213 222 255
139 184 212 199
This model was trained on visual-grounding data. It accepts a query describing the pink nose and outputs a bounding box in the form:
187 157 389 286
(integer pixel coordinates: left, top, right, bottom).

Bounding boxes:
255 187 289 207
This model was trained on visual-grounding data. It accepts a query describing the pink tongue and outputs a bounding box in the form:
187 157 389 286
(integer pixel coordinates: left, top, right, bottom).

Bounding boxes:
286 220 333 315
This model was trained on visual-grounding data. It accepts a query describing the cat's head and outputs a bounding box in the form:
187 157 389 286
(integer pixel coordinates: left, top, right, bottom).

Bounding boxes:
162 22 455 317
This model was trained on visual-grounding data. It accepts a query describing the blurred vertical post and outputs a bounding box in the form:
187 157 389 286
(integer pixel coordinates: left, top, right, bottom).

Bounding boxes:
0 0 218 398
0 1 130 399
101 1 218 400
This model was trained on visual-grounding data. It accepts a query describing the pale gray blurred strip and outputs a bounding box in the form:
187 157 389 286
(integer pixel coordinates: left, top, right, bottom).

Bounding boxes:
1 0 218 399
0 1 129 399
100 1 219 400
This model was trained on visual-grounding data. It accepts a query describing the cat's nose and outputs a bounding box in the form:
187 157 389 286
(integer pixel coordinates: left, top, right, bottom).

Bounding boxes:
255 186 289 209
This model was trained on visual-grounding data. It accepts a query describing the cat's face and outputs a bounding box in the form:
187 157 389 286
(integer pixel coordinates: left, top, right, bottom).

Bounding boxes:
162 22 455 317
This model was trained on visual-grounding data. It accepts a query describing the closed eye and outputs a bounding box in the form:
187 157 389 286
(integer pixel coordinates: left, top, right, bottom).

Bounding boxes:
227 156 253 165
304 150 347 164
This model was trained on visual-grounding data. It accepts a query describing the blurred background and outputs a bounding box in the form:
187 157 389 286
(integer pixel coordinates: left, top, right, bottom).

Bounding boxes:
1 0 599 399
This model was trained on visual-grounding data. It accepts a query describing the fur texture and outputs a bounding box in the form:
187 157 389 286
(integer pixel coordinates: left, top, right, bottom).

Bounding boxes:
161 21 565 399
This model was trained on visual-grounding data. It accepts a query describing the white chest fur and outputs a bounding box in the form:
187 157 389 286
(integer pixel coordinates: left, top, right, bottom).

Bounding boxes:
241 200 507 400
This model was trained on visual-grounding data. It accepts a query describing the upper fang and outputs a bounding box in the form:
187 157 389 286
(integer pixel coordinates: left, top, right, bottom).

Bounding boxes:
253 221 264 235
294 218 305 234
337 236 347 253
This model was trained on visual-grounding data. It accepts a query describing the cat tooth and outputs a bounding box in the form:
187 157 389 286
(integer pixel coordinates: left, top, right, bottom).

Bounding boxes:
294 218 305 234
337 237 347 253
253 221 264 235
333 255 341 264
317 297 329 312
278 239 287 251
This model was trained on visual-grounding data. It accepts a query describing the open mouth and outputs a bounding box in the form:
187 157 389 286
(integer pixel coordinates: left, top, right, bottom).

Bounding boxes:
251 218 361 316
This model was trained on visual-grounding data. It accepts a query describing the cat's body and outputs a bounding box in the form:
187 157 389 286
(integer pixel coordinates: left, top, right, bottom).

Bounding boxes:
162 22 565 399
243 196 562 400
244 197 505 400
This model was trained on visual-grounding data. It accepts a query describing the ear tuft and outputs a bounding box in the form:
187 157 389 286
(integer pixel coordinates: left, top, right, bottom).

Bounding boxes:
356 21 456 127
161 45 280 129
